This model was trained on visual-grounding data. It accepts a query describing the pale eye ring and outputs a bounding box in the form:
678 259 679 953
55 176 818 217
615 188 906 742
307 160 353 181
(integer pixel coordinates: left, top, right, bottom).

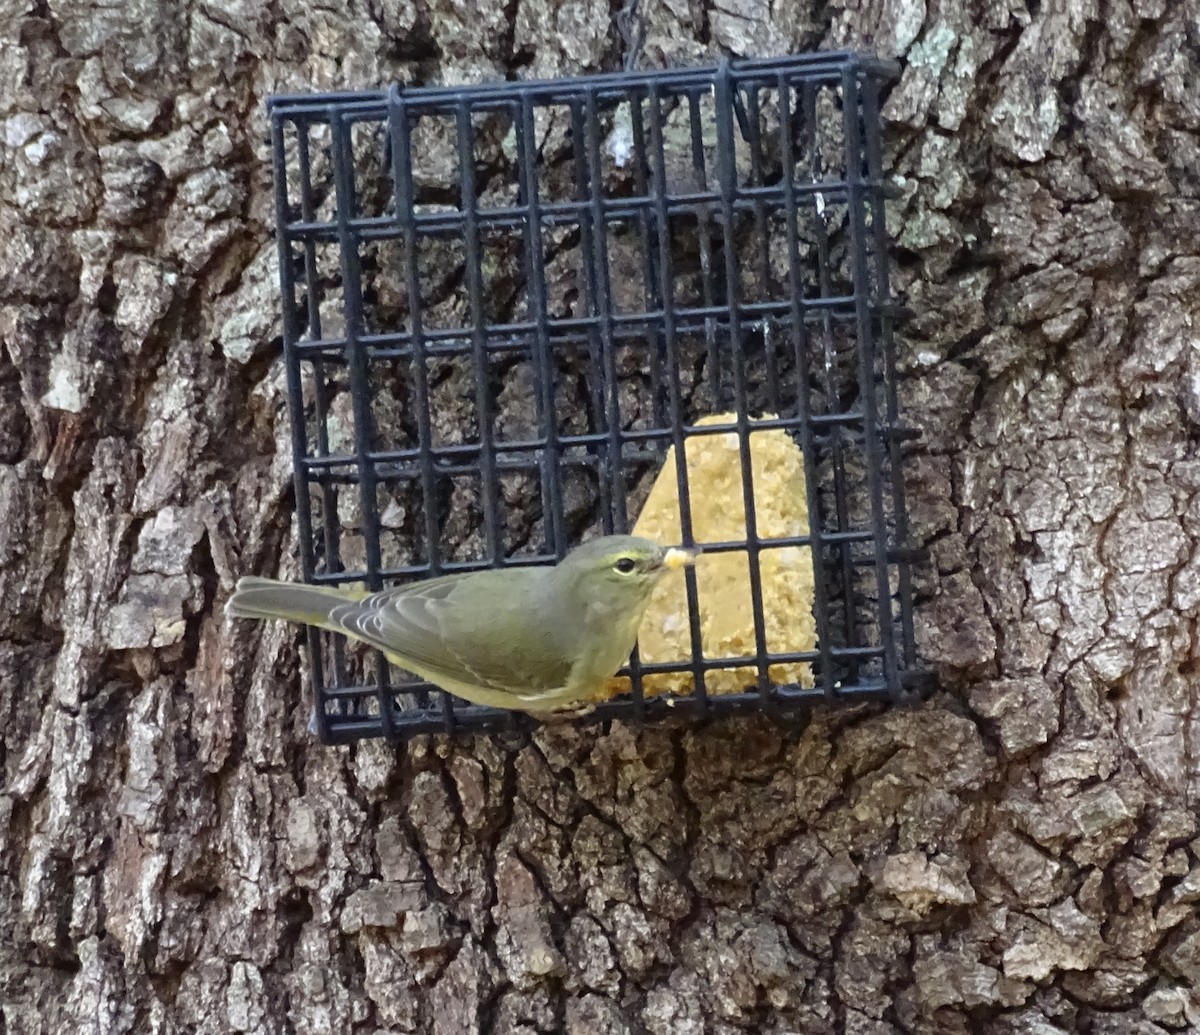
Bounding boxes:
615 557 636 574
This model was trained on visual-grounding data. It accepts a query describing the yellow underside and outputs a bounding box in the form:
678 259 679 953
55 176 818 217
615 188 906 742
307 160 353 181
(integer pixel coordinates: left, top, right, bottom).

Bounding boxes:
378 650 595 717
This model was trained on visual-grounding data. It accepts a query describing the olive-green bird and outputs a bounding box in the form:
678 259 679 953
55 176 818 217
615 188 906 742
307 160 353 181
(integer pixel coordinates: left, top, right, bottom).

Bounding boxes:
225 535 697 716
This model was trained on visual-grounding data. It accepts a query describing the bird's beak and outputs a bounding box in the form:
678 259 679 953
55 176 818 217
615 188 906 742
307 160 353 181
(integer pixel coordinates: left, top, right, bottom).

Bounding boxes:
662 545 701 572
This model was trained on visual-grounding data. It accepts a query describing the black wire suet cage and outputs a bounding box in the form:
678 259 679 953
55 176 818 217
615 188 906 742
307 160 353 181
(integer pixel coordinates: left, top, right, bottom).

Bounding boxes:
267 52 926 743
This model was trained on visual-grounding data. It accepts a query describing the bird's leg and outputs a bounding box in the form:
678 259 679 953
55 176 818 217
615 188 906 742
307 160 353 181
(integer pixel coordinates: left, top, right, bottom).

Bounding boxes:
529 703 597 723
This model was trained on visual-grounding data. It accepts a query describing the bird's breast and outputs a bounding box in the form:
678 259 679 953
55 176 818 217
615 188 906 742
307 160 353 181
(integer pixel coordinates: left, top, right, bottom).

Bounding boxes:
573 597 644 685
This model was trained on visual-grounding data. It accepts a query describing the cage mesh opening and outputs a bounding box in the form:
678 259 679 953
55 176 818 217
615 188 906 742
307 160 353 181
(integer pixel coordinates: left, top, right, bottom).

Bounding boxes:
268 53 926 743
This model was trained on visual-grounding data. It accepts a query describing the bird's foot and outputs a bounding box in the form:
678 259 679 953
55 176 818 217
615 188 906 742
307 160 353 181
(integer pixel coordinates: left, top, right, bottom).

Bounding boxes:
529 702 596 723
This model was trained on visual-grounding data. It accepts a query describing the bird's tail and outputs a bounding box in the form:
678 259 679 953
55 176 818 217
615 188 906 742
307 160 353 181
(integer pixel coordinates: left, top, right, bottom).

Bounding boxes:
225 576 368 631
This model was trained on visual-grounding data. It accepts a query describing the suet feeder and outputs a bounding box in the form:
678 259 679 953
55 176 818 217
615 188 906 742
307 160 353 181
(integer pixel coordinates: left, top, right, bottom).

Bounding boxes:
267 53 927 743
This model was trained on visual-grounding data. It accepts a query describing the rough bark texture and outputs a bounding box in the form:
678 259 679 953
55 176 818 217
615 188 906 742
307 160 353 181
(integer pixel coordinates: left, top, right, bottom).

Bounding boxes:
3 1 1200 1033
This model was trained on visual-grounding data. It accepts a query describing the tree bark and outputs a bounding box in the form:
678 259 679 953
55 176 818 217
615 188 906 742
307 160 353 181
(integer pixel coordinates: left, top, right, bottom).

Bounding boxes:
3 1 1200 1033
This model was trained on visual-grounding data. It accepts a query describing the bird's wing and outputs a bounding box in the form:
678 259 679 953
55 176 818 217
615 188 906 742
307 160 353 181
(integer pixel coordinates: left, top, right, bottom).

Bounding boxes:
326 570 575 695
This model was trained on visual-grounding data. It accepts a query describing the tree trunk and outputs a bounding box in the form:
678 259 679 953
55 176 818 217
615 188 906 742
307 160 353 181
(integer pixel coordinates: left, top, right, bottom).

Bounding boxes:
3 1 1199 1033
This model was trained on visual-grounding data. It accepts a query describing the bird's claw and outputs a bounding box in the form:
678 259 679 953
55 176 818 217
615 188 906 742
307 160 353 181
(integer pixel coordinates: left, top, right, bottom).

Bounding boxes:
530 702 597 723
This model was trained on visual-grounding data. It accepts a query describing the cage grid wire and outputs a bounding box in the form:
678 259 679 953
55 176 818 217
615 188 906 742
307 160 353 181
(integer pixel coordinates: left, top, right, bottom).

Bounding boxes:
267 52 927 744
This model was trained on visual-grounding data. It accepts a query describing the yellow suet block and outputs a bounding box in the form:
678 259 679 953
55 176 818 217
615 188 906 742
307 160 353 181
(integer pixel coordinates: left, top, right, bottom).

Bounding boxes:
606 413 817 699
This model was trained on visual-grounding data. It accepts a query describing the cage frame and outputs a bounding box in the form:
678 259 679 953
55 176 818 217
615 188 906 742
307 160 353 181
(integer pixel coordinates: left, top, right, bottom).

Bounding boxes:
267 51 927 744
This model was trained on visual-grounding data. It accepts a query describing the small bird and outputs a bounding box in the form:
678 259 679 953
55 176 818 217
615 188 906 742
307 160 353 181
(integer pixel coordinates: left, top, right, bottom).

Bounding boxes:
226 535 698 717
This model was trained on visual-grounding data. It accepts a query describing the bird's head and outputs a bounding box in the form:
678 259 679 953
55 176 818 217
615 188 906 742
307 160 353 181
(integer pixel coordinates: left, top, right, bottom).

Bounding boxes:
558 534 699 613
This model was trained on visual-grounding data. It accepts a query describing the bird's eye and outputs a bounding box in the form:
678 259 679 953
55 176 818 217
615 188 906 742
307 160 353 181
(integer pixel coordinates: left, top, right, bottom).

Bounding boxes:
614 557 637 574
